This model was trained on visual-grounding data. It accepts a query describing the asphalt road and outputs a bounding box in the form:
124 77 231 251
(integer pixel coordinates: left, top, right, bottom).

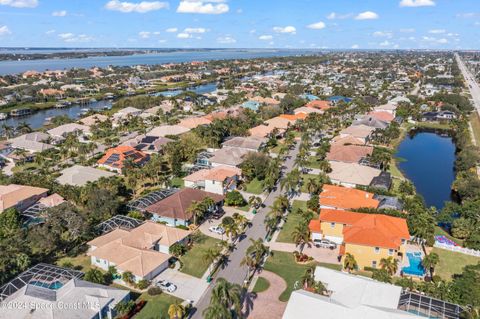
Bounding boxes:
455 53 480 115
190 141 300 318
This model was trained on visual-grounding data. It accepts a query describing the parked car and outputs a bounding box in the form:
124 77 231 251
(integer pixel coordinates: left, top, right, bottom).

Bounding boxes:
313 239 337 249
156 280 177 293
211 209 225 220
209 225 225 235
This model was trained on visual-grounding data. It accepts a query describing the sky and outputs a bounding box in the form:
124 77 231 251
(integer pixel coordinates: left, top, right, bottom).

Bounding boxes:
0 0 479 49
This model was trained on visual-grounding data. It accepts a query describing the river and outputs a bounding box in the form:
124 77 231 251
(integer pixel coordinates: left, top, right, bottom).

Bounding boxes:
0 49 316 75
396 130 456 210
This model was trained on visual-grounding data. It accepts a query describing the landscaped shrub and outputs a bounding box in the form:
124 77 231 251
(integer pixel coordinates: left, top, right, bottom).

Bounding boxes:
169 242 187 257
225 190 246 206
147 286 163 296
176 224 189 230
136 279 150 290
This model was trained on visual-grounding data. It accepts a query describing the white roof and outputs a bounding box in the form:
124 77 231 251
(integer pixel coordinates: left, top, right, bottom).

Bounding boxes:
47 123 90 138
328 161 381 186
56 165 116 186
283 290 421 319
148 125 191 137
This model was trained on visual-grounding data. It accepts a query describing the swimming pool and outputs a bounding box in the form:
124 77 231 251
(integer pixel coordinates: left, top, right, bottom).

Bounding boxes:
402 252 426 276
30 280 64 290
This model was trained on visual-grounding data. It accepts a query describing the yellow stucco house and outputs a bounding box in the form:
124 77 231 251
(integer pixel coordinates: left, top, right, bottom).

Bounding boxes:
309 209 410 270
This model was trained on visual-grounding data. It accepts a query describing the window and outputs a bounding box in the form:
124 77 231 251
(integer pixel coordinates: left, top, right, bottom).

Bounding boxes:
372 261 377 268
374 247 380 254
388 249 394 256
330 222 335 228
401 239 406 245
96 258 100 263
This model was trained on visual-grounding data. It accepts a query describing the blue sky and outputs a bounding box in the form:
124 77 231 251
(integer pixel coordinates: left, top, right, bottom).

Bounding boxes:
0 0 479 49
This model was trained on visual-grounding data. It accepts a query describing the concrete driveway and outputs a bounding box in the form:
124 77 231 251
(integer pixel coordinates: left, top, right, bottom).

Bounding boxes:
199 206 254 240
153 268 209 304
268 242 341 264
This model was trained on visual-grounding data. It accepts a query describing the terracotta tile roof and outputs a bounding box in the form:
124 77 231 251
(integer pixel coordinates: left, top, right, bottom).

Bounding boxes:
326 144 373 163
145 188 224 221
309 219 321 233
320 184 379 210
306 100 331 110
0 184 48 212
331 135 366 146
316 209 410 249
97 145 149 170
339 125 375 139
279 113 308 121
178 117 212 129
249 124 283 138
184 165 241 182
368 111 395 123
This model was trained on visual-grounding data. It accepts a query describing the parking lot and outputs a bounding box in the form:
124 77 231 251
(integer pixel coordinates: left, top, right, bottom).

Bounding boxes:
153 268 209 304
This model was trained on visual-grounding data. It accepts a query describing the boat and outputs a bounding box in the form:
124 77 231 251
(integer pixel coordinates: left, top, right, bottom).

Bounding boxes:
89 98 97 103
0 113 8 120
10 108 31 117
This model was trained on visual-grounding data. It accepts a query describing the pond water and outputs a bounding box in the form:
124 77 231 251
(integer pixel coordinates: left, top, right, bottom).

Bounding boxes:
396 131 456 210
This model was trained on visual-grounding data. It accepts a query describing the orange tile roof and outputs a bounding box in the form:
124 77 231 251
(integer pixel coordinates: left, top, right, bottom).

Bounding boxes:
279 113 308 121
368 111 395 122
309 219 321 233
306 100 331 110
320 184 379 210
315 209 410 249
326 144 373 163
97 145 149 169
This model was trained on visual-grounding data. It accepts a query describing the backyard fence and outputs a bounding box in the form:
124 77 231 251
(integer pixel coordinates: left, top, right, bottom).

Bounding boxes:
434 242 480 257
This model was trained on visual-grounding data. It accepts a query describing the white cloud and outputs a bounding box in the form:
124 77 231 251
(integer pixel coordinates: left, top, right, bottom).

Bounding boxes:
183 27 207 33
399 0 435 7
177 0 229 14
139 31 151 38
0 0 37 8
307 21 326 30
273 26 296 34
351 44 359 49
326 12 352 20
355 11 379 20
0 25 11 36
428 29 445 34
45 29 56 35
177 32 192 39
258 35 273 41
379 40 391 46
217 36 236 44
58 33 94 43
165 27 178 32
373 31 393 38
422 36 448 44
437 38 448 44
52 10 67 16
105 0 168 13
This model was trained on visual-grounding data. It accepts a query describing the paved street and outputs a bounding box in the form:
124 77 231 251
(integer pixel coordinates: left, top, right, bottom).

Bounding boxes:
190 141 300 318
455 53 480 115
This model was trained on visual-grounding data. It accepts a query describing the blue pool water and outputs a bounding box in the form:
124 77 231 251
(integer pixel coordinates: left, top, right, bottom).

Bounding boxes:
30 280 64 290
402 252 426 276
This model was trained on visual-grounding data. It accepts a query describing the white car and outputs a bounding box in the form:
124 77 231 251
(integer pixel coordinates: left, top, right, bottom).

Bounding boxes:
156 280 177 293
313 239 337 249
209 225 225 235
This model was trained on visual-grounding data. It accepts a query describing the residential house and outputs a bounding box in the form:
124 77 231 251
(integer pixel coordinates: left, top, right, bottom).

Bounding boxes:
184 165 242 195
338 125 375 144
353 115 389 130
319 184 379 210
305 100 332 110
209 147 252 168
78 114 109 127
56 165 116 187
0 265 130 319
374 103 397 116
177 117 212 129
283 267 423 319
370 171 393 190
121 135 173 154
97 145 150 174
328 161 382 188
9 132 54 154
47 123 91 141
293 106 324 115
145 188 224 226
308 209 410 269
148 125 191 137
0 184 49 212
88 221 191 281
368 111 395 123
375 195 404 211
221 136 266 152
326 144 373 164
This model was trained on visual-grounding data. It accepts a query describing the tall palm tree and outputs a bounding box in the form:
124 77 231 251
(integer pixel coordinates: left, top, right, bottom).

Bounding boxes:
241 238 269 277
422 252 439 279
291 223 311 252
168 302 185 319
343 253 358 273
221 216 240 241
380 257 399 276
209 278 242 318
17 122 32 134
280 168 301 195
186 201 203 226
203 247 221 272
305 178 321 194
203 302 232 319
2 124 13 139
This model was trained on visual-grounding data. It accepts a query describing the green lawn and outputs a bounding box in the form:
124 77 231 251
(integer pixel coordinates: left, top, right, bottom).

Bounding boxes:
252 276 270 293
56 254 93 272
264 250 318 302
135 292 183 319
180 232 221 278
300 174 322 193
434 226 464 246
431 247 480 281
276 201 311 244
470 113 480 145
244 178 264 195
236 203 251 212
305 156 321 169
170 177 185 188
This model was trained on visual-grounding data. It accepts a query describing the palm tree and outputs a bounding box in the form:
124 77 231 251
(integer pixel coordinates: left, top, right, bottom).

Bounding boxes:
241 238 268 277
221 216 240 241
122 271 135 286
210 278 242 317
343 253 357 273
380 257 399 276
280 168 301 195
248 196 262 209
203 247 222 273
422 252 440 279
232 212 249 231
300 267 316 289
291 223 311 252
305 178 321 194
168 301 185 319
17 122 32 134
203 302 232 319
186 201 203 226
2 124 13 139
